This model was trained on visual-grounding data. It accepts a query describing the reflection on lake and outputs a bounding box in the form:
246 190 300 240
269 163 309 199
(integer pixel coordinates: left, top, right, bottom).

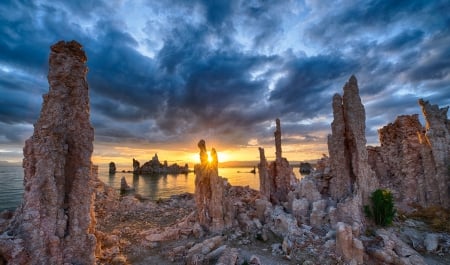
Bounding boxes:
0 165 303 211
98 167 262 200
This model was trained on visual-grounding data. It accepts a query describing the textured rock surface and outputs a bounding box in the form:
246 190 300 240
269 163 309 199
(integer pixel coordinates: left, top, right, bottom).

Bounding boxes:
368 100 449 209
368 229 427 265
418 99 450 208
335 222 364 264
0 41 97 264
194 140 235 232
258 119 297 204
327 76 378 205
258 147 271 199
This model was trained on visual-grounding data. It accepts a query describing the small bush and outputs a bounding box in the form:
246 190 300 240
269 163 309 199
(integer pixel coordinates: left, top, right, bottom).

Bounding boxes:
364 189 396 226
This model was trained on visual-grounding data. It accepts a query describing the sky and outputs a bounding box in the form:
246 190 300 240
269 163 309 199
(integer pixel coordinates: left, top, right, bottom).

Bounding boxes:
0 0 449 168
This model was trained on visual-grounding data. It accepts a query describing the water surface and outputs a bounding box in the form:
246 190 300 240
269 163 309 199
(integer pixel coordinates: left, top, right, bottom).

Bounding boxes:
0 165 302 211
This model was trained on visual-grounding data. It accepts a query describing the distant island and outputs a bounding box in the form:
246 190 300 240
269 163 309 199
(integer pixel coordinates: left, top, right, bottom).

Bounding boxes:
131 153 189 174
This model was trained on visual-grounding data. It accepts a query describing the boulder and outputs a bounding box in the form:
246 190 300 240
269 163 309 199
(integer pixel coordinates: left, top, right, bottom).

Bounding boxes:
335 222 364 265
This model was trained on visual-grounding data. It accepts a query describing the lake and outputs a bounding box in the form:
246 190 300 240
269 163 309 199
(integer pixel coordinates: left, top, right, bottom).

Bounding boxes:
0 165 303 211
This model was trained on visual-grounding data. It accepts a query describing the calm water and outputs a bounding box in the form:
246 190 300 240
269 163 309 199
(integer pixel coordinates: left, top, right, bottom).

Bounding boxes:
0 166 281 211
97 167 261 200
0 166 24 211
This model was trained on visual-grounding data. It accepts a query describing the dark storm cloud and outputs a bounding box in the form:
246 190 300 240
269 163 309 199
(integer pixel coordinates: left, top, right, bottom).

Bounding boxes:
306 0 433 44
270 54 359 115
0 0 448 157
301 0 449 143
380 29 424 52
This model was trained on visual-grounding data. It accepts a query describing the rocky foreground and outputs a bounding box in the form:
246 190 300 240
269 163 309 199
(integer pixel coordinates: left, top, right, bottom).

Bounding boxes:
91 184 450 265
0 41 449 264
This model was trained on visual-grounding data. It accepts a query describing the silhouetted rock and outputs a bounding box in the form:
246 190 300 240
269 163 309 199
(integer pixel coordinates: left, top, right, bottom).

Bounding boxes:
135 153 189 174
0 40 97 264
299 162 313 174
194 140 235 232
109 161 116 174
120 177 134 194
132 158 140 173
258 119 297 204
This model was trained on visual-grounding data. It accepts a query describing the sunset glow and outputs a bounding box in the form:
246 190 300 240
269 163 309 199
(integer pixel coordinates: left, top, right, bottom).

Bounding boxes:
0 1 448 169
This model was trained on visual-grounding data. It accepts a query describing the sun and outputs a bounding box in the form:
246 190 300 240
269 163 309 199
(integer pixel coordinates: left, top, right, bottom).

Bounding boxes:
189 150 231 164
207 151 213 163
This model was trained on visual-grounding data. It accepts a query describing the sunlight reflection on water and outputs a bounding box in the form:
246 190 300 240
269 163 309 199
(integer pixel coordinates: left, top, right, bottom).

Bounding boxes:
97 166 262 200
0 165 303 211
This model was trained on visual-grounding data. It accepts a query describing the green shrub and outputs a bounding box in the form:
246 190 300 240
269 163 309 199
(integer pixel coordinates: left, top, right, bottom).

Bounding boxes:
364 189 396 226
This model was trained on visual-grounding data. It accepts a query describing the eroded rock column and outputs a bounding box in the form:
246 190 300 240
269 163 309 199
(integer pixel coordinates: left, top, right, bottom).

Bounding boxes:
258 147 271 199
258 119 297 204
327 76 378 205
194 140 234 232
419 99 450 208
2 40 96 264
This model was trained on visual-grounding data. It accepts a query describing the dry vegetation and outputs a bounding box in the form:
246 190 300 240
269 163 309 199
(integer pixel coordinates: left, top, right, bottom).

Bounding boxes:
407 205 450 233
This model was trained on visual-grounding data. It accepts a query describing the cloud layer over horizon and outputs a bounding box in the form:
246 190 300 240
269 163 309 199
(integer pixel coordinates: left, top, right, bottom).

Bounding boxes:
1 0 449 162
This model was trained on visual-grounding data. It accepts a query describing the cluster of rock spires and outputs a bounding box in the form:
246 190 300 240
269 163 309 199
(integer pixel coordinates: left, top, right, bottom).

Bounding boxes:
0 41 97 264
131 154 189 175
258 119 297 204
0 40 448 265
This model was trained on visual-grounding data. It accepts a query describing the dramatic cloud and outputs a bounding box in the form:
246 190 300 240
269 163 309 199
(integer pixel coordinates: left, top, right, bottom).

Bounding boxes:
0 0 448 163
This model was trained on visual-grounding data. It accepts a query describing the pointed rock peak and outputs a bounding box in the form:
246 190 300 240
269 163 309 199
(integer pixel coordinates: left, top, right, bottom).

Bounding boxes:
349 75 357 84
332 93 342 103
343 75 360 97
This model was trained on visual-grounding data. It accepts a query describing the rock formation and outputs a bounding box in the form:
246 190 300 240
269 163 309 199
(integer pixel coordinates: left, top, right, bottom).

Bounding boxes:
368 100 450 209
258 147 271 198
418 99 450 208
132 154 189 174
194 140 235 232
132 158 140 173
299 162 313 175
258 119 297 204
109 161 116 174
327 75 378 205
120 177 134 194
0 40 97 264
